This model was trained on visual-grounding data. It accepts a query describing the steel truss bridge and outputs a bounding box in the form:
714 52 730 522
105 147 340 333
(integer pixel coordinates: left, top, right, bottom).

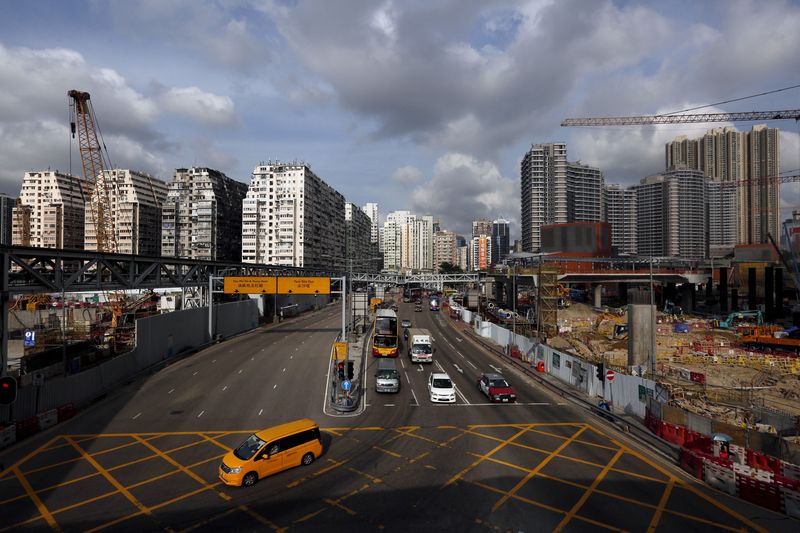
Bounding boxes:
351 272 481 287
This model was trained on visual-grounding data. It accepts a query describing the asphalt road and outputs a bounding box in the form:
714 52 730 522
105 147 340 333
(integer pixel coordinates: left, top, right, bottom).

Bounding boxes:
0 299 796 532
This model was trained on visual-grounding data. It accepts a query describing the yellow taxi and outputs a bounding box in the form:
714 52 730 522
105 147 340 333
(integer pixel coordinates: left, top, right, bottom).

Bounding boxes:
219 419 323 487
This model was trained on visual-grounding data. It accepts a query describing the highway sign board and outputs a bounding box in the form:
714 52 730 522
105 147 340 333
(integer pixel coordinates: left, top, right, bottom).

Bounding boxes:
332 341 348 360
277 277 330 295
606 369 616 382
223 276 276 294
341 380 351 391
23 330 36 348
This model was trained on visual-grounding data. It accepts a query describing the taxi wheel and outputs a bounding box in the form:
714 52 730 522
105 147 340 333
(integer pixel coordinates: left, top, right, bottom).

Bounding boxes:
242 472 258 487
301 452 315 466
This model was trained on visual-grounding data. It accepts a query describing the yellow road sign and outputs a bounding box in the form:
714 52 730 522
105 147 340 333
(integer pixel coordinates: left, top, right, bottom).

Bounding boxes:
277 277 330 295
223 276 277 294
332 341 348 360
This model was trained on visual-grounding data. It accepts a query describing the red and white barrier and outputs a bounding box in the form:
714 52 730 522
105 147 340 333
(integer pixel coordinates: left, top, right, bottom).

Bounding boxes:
37 409 58 431
703 460 736 495
783 487 800 519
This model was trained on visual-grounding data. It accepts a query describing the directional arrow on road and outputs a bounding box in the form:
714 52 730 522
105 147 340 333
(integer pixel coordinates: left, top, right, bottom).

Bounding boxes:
417 365 424 372
453 364 463 374
490 364 503 373
455 338 462 343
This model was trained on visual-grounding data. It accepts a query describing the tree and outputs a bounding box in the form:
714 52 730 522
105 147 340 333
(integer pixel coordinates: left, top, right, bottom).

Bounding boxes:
438 262 463 274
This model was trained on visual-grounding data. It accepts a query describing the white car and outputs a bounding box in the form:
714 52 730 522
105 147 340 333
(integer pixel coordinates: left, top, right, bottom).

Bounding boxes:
428 372 456 403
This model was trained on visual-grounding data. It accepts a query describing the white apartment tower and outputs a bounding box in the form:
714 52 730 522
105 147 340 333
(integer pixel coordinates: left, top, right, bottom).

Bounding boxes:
84 169 168 255
706 181 737 257
602 184 637 255
566 161 604 222
162 167 248 261
470 235 492 271
521 143 567 252
362 202 380 246
635 169 707 258
13 170 92 249
433 230 458 271
241 162 345 269
382 210 415 272
414 215 435 271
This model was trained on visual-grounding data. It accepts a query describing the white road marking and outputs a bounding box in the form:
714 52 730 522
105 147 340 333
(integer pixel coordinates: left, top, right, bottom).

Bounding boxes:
290 355 293 359
282 368 286 372
384 404 395 407
466 360 477 370
238 369 243 374
411 389 419 406
489 364 503 373
222 385 227 391
258 408 263 416
193 371 199 376
404 371 411 384
132 412 141 420
399 358 405 369
251 357 254 361
273 384 278 390
557 402 568 405
417 365 424 372
455 338 462 343
456 351 465 358
197 410 204 418
454 385 470 404
453 364 463 374
168 388 174 394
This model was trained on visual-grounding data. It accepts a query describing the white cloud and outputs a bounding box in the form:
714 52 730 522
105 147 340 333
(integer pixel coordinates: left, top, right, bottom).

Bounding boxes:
158 87 237 126
412 153 517 237
390 165 423 184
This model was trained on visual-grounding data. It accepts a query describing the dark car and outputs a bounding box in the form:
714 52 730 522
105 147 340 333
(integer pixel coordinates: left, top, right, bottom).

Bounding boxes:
477 373 517 403
403 328 409 340
401 319 412 328
414 305 423 312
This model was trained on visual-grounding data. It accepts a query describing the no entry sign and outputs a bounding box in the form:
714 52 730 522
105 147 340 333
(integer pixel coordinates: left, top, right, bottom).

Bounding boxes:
606 369 616 382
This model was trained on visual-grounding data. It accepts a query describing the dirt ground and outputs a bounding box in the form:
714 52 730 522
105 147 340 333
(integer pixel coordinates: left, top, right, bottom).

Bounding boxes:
554 302 800 421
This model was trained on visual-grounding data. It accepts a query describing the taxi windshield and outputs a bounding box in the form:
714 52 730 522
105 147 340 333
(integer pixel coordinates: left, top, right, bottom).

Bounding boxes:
234 434 266 460
490 378 509 388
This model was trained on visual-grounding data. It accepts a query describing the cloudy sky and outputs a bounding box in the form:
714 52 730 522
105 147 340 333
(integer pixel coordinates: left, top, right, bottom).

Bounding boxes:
1 0 799 239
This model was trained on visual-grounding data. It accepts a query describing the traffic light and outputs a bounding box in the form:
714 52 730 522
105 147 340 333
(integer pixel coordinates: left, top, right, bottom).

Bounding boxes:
0 376 17 405
337 362 345 380
346 361 355 380
596 363 604 381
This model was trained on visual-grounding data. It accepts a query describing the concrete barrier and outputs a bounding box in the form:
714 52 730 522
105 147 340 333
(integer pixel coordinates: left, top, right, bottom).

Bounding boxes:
0 425 16 449
37 408 58 431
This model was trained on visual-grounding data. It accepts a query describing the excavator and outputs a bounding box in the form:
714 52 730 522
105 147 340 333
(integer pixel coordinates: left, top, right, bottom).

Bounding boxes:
713 310 764 329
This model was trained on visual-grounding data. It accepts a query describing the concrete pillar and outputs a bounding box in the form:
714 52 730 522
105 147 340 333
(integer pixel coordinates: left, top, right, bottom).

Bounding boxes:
627 288 655 374
765 266 774 323
748 268 757 310
720 267 728 313
593 284 602 308
775 269 784 318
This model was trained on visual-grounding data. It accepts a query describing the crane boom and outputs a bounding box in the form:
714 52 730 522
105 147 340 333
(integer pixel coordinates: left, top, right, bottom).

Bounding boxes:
561 109 800 127
69 89 116 253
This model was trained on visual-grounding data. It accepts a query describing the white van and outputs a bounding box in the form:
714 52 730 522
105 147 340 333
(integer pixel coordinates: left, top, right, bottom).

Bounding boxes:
408 328 434 363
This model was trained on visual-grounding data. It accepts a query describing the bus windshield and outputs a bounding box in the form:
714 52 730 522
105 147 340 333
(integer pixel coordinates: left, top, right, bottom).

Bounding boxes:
374 335 397 348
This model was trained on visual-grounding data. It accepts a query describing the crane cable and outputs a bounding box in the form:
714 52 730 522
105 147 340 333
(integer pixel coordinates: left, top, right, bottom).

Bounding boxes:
664 83 800 116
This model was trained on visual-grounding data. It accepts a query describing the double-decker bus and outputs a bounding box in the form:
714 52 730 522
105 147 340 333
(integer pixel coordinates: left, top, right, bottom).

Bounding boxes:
372 309 399 357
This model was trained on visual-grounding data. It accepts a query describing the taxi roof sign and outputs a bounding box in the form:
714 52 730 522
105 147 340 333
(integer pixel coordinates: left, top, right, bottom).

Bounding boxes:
277 277 330 295
223 276 276 294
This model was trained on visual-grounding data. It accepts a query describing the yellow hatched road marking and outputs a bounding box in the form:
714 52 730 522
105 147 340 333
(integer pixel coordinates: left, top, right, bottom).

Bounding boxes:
176 508 239 533
584 425 769 533
444 425 531 488
286 458 348 488
64 437 168 531
554 447 624 531
347 466 382 484
372 445 402 458
647 478 675 532
11 465 59 532
492 425 588 512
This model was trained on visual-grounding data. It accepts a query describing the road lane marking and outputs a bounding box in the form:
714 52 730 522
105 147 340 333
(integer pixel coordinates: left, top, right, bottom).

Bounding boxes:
453 364 463 374
251 357 254 361
273 384 277 390
197 410 205 418
404 371 411 384
399 358 405 368
466 360 477 370
132 412 141 420
455 337 462 342
238 369 243 374
417 365 424 372
212 359 216 363
411 389 419 406
193 371 199 376
283 368 286 372
454 385 470 404
489 364 502 373
290 355 293 359
555 448 624 530
456 350 464 358
168 389 174 394
443 425 531 488
11 466 58 530
492 426 588 512
647 478 675 532
258 408 263 416
384 404 395 407
222 386 227 391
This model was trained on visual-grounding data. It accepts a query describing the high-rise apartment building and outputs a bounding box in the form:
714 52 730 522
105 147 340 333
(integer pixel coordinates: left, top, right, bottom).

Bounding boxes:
84 170 168 255
241 162 345 269
635 169 707 258
665 125 780 245
362 202 380 247
414 215 435 271
162 167 247 261
521 143 567 252
470 235 492 271
603 185 637 255
491 218 510 264
567 162 604 222
472 218 491 239
346 203 374 272
457 245 469 271
13 170 92 249
382 210 415 272
433 230 458 271
706 181 737 257
0 194 15 245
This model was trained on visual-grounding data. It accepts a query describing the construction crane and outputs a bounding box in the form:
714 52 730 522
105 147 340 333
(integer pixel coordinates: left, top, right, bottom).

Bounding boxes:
68 89 116 253
561 109 800 127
